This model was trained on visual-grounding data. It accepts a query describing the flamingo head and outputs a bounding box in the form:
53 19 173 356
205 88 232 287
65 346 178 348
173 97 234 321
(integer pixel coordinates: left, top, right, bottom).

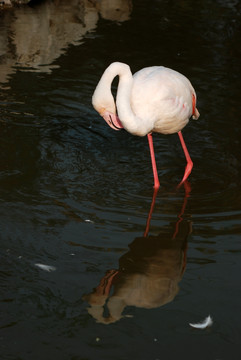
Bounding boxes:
92 97 123 131
92 76 124 131
100 109 123 131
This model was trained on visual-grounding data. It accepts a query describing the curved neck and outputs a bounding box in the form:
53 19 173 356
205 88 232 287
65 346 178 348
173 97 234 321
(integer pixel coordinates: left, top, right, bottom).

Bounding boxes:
114 64 136 130
96 62 149 136
115 63 149 136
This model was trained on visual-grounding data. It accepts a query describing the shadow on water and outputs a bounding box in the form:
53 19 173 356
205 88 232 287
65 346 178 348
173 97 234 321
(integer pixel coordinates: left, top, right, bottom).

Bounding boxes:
83 183 191 324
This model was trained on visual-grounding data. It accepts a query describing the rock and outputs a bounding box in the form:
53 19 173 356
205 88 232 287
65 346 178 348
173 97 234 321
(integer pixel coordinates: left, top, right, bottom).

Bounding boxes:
0 0 30 7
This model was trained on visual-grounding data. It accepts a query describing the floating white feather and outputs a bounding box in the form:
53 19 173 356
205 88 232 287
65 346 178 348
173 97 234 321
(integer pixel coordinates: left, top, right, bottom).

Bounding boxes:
189 315 213 329
35 263 56 272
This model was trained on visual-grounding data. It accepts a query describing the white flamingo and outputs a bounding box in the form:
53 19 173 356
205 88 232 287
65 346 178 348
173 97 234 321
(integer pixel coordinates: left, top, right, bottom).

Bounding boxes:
92 62 200 189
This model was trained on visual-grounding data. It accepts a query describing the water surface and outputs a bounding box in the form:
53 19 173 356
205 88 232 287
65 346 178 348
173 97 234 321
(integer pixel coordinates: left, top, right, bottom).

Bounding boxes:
0 0 241 359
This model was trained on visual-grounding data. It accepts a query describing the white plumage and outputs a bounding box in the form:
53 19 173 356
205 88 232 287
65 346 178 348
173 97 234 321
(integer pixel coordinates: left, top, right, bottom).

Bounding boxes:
131 65 198 134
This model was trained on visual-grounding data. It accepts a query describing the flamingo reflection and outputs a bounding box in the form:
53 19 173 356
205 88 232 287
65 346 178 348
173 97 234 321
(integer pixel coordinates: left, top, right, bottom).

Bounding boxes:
83 182 191 324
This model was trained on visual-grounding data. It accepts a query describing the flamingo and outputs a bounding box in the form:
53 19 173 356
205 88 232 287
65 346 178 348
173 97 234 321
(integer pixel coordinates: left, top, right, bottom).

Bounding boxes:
92 62 200 189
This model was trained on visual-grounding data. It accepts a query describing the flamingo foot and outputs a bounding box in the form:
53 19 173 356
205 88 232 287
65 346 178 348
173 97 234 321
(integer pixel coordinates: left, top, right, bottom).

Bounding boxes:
177 161 193 188
177 131 193 187
181 159 193 183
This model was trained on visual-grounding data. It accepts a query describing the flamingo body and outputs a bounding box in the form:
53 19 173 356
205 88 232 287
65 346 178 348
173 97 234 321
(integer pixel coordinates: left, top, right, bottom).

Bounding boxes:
92 62 200 188
131 66 199 134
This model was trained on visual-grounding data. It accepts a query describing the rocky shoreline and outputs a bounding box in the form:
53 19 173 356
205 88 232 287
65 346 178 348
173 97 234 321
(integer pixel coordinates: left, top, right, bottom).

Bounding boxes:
1 0 31 7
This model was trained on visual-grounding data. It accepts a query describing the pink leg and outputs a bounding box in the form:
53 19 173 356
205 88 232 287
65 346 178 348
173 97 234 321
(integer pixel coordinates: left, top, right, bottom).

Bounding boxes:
147 133 160 189
178 131 193 185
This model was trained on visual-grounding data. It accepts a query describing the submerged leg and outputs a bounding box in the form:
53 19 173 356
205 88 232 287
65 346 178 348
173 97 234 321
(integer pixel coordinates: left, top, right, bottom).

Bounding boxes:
172 180 191 239
147 133 160 189
178 131 193 185
95 269 119 296
143 187 159 237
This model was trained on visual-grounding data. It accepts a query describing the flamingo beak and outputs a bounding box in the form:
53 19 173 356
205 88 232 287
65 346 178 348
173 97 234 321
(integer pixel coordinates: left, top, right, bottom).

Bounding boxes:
101 111 123 131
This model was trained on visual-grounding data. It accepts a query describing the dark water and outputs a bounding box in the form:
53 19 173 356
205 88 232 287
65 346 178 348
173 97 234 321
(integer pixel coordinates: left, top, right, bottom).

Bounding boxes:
1 0 241 359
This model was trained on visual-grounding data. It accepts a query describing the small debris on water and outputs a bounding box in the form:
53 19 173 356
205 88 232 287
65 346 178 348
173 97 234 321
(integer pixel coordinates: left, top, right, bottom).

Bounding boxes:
35 263 56 272
85 219 94 223
189 315 213 329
